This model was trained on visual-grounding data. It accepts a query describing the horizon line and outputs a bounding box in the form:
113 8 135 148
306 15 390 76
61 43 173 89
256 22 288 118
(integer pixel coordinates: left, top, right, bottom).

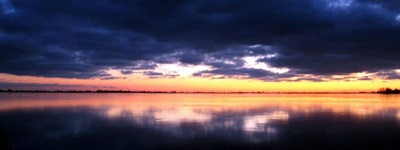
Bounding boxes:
0 89 379 94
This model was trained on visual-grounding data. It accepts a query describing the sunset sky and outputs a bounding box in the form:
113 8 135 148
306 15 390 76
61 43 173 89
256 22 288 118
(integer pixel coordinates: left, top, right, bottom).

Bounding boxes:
1 0 400 92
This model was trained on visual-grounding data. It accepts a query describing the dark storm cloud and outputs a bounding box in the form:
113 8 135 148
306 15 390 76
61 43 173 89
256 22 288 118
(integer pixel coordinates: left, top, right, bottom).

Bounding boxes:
0 0 15 14
201 68 273 78
267 0 400 75
144 71 163 76
178 50 205 65
143 71 178 79
120 70 133 75
201 45 274 72
0 0 399 80
376 70 400 80
356 0 400 11
99 76 124 80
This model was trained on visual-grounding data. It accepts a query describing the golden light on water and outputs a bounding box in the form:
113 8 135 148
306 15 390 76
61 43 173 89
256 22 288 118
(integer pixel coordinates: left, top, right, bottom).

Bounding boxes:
1 93 400 119
1 93 400 142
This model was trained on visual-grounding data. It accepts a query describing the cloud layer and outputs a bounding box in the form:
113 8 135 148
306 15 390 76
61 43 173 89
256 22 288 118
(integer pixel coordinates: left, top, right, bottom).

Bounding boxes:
1 0 400 81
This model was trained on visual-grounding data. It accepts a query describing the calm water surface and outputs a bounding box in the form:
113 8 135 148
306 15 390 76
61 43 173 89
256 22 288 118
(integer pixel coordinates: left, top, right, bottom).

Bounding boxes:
1 93 400 149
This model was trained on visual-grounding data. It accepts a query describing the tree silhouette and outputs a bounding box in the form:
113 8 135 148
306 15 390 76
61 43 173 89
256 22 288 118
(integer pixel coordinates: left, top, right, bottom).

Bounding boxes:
377 87 400 94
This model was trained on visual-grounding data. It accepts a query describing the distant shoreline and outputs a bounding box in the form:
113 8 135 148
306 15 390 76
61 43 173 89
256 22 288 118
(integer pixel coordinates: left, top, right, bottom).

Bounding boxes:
0 89 377 94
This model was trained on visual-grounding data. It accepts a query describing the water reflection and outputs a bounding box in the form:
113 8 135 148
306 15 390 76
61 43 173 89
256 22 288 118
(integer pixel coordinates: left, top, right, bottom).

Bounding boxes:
243 111 288 133
1 93 400 149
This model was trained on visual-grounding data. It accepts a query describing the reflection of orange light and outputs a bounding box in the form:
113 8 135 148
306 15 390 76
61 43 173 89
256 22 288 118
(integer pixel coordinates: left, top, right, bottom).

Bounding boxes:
397 111 400 120
153 107 211 123
1 93 400 120
350 107 375 117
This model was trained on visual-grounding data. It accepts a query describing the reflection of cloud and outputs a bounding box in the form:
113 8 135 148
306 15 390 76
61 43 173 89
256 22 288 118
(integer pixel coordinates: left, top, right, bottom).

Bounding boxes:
243 111 289 133
105 107 122 117
397 111 400 120
153 107 211 123
4 93 400 144
350 107 375 117
3 93 400 120
105 107 137 118
106 107 211 123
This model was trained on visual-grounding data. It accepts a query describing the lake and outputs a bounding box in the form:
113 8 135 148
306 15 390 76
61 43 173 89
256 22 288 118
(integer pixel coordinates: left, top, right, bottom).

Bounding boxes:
1 93 400 150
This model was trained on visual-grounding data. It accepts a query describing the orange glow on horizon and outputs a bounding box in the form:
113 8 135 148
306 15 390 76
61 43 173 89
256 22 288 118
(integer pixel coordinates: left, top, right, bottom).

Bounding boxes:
0 73 399 92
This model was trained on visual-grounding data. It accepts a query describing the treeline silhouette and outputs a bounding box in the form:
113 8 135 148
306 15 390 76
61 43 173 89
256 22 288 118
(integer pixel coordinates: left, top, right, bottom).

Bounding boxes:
377 88 400 94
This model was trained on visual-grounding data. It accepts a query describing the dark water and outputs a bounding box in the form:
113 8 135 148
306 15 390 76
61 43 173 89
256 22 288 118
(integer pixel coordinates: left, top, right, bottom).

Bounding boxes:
1 93 400 150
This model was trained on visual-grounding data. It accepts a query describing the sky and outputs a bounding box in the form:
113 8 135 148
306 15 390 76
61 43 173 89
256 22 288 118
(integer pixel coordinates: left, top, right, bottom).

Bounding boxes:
1 0 400 92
